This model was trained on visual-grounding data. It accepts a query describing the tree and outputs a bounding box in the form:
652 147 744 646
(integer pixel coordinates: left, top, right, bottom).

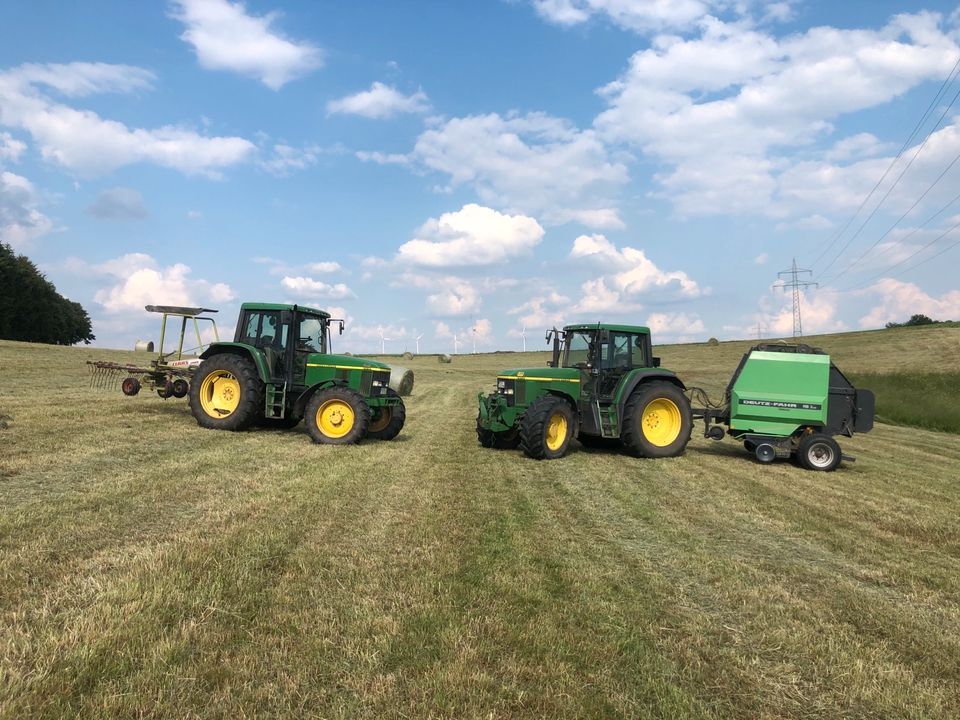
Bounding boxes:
0 243 95 345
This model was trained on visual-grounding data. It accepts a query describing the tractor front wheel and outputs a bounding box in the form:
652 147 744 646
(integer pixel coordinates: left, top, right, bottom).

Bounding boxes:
796 433 841 471
519 396 574 460
189 354 263 431
367 389 406 440
306 387 370 444
622 381 692 458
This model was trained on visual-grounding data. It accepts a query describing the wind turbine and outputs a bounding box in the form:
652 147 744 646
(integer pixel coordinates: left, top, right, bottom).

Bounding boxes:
471 326 477 354
415 333 424 354
378 327 391 354
453 333 460 354
521 325 527 352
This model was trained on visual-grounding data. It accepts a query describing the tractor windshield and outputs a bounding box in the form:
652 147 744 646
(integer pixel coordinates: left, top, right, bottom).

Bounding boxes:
297 315 327 353
563 331 595 368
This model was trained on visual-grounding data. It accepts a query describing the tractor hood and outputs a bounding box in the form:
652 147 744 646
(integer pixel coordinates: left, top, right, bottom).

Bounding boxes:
497 366 580 381
319 354 391 371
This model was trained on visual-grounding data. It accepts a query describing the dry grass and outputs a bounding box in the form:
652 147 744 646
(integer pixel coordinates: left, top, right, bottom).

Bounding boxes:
1 326 959 718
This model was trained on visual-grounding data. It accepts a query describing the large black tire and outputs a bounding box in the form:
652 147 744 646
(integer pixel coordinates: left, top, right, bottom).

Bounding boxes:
621 381 693 458
189 354 263 431
519 395 574 460
476 414 520 450
305 386 370 445
367 389 406 440
796 433 841 471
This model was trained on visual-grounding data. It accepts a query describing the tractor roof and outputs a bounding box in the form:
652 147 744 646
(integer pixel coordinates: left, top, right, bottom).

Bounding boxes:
563 323 650 334
239 302 331 318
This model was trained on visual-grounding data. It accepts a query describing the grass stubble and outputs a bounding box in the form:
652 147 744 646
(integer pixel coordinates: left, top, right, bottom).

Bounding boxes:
0 325 958 718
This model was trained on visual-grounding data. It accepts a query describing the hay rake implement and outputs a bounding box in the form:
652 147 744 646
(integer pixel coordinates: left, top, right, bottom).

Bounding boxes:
87 305 219 399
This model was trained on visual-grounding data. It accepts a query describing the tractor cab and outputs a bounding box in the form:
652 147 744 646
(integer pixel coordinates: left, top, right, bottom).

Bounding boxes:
234 304 343 384
549 324 660 399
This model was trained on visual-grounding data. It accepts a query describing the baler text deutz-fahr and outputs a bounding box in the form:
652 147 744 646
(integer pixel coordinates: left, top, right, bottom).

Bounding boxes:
477 323 693 460
189 303 404 444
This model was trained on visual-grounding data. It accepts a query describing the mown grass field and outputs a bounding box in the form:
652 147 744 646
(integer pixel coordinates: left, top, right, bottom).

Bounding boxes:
1 325 959 719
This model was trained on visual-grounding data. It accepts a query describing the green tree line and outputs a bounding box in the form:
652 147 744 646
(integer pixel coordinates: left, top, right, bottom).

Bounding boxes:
0 243 95 345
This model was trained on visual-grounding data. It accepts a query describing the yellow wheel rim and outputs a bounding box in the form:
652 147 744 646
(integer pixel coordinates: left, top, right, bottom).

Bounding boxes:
317 399 355 438
545 411 568 451
368 407 392 433
642 398 682 447
199 370 241 418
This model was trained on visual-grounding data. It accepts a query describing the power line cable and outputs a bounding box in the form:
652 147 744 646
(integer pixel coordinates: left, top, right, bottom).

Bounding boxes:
807 53 960 269
816 81 960 281
820 143 960 287
843 215 960 291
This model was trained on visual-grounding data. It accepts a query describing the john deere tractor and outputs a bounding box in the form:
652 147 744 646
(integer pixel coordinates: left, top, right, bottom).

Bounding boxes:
477 323 692 460
188 303 404 444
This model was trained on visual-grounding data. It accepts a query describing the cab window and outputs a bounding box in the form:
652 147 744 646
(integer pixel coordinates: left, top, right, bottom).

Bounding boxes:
241 311 287 350
298 316 326 353
564 331 594 367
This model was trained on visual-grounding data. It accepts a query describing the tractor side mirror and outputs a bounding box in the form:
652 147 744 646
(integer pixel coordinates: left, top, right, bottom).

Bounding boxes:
652 356 661 368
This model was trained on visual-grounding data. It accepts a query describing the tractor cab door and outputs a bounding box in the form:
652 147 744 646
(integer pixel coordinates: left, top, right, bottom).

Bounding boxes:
293 314 326 385
239 309 290 381
597 331 635 398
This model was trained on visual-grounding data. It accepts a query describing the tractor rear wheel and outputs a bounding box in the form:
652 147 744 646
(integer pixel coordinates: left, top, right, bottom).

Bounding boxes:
622 381 692 458
796 433 841 471
306 387 369 444
367 389 406 440
519 396 574 460
189 354 263 431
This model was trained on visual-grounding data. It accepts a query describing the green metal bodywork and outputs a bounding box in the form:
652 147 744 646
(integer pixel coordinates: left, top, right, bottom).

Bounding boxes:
200 303 399 419
728 351 830 437
477 323 683 438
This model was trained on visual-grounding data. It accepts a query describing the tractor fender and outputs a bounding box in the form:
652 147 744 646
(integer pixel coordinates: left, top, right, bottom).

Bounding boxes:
291 379 346 418
615 370 686 420
199 343 271 382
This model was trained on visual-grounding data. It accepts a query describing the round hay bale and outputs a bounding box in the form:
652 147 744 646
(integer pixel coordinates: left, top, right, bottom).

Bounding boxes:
402 351 414 360
707 337 719 346
438 354 452 364
387 365 415 396
135 339 155 353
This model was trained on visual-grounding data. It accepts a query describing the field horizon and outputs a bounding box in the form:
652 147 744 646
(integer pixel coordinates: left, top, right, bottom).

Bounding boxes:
1 323 959 718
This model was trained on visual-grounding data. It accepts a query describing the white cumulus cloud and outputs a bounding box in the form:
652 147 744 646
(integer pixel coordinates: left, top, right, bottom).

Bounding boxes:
280 275 354 300
92 253 235 313
170 0 323 90
327 82 429 119
0 62 256 177
397 203 544 267
0 170 54 249
409 112 628 227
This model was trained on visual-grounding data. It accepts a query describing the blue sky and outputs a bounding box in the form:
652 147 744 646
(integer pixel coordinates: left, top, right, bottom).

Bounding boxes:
2 0 959 353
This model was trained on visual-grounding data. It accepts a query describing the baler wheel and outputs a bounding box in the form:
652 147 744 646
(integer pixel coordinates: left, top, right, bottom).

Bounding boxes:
797 433 841 471
519 396 574 460
367 389 406 440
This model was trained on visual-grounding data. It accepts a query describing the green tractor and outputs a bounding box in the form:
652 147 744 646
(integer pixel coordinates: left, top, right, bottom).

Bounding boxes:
188 303 405 444
477 323 693 460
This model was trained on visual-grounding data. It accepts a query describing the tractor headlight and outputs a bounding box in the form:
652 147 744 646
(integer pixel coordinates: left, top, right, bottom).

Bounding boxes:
372 379 386 387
